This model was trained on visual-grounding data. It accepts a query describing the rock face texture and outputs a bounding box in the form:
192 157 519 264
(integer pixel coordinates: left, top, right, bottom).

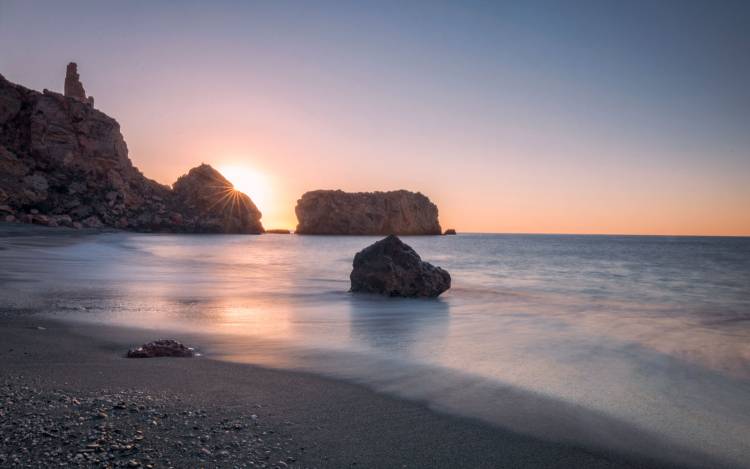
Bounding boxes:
172 164 263 234
63 62 93 106
0 72 263 233
295 190 441 235
126 339 195 358
350 235 451 297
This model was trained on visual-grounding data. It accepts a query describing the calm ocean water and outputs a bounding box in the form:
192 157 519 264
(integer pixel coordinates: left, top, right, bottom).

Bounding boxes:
2 228 749 467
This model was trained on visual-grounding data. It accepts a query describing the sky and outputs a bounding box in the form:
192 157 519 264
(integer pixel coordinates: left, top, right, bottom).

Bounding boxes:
1 0 749 235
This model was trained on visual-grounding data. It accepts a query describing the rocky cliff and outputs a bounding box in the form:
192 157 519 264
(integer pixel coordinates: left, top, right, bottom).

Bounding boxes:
295 190 441 235
0 68 263 233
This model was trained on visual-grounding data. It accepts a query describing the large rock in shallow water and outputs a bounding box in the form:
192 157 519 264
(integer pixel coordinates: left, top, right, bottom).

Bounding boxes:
295 190 441 235
0 71 263 234
350 235 451 297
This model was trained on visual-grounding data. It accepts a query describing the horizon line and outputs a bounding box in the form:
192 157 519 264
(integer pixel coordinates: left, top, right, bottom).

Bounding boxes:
451 231 750 238
268 229 750 238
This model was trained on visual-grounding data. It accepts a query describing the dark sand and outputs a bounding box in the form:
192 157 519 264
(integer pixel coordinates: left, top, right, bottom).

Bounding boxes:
0 316 683 469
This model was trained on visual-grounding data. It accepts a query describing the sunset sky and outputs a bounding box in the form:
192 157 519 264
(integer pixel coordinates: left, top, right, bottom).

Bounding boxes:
1 0 748 235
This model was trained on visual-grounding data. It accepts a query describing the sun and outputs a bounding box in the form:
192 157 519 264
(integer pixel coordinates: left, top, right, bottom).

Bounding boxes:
217 164 272 211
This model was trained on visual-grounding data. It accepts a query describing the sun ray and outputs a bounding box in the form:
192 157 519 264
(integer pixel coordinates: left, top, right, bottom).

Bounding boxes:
216 165 272 213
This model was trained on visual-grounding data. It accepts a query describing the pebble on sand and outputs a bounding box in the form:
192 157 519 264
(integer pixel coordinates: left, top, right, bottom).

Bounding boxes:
126 339 195 358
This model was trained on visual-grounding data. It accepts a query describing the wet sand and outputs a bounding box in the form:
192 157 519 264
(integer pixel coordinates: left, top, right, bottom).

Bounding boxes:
0 316 682 468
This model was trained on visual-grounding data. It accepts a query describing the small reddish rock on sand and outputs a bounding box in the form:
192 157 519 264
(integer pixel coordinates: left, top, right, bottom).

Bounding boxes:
126 339 195 358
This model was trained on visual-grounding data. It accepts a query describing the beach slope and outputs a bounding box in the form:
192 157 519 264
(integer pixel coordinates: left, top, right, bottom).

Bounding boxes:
0 317 681 468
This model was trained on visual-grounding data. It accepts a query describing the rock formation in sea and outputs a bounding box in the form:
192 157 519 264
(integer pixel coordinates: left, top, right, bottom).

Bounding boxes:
444 229 457 235
0 68 264 233
172 164 263 234
295 190 442 235
350 235 451 297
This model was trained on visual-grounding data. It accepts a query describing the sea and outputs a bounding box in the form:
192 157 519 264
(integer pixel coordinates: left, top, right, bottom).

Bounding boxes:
1 227 749 467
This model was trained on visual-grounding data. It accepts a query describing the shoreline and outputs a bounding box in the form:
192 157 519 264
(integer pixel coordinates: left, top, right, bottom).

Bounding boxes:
2 221 749 240
0 315 698 468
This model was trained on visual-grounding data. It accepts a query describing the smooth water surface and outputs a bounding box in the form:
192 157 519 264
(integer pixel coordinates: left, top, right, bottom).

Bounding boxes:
2 228 749 467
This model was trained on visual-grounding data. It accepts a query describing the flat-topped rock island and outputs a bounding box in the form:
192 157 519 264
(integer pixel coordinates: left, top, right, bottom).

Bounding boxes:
295 189 442 235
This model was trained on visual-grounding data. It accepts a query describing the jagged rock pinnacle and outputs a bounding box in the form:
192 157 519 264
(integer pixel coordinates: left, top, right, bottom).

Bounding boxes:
64 62 94 106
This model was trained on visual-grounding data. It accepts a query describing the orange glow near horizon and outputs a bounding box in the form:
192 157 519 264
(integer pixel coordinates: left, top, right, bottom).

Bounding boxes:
216 163 295 230
140 143 750 236
217 164 271 209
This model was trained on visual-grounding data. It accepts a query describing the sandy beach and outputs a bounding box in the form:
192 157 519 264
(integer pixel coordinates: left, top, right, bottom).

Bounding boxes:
0 315 683 469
